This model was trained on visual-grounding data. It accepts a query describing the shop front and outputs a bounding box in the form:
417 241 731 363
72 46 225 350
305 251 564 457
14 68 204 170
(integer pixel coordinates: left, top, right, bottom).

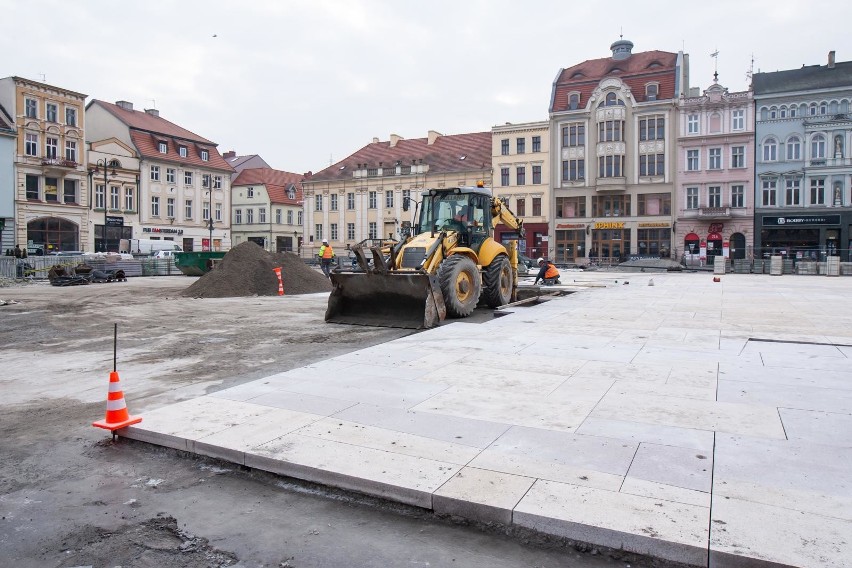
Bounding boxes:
590 221 630 264
555 223 586 263
495 222 548 259
681 222 748 267
758 213 847 262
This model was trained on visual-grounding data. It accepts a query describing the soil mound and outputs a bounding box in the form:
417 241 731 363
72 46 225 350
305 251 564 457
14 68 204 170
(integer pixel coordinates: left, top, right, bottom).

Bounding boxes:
181 241 332 298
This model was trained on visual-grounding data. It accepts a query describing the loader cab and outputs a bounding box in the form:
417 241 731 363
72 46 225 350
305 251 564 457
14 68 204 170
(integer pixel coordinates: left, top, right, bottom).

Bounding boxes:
418 188 491 250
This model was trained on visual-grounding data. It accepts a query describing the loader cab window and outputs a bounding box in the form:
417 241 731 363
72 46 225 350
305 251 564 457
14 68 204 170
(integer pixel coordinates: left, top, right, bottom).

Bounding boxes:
419 191 490 250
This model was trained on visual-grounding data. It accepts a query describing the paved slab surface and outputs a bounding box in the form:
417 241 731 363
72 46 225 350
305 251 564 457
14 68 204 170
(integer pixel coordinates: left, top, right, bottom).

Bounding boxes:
123 272 852 567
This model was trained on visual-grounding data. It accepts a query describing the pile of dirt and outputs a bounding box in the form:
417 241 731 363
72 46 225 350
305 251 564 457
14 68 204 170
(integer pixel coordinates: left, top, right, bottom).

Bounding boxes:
182 241 332 298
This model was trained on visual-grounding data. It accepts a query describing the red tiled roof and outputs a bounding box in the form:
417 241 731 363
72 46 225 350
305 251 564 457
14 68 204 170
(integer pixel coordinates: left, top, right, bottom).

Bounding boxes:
307 132 491 183
91 99 213 142
233 168 304 205
551 50 679 113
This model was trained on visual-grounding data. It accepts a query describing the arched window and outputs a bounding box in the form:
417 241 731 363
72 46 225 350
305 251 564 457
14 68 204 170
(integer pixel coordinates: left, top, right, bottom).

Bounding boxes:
605 92 618 106
811 134 826 159
809 103 818 116
27 217 80 252
790 106 797 118
762 137 778 162
569 93 580 110
760 107 768 121
645 83 659 101
819 102 828 115
786 136 801 160
779 106 787 118
769 106 777 119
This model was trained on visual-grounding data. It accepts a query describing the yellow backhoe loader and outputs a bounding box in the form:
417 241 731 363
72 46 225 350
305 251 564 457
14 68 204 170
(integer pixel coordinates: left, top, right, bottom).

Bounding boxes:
326 183 525 329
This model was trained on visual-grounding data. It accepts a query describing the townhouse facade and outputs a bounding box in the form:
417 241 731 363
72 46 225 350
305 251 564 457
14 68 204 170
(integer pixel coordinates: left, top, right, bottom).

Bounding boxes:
231 167 303 252
86 100 233 252
491 121 550 259
0 103 14 252
753 51 852 262
0 76 89 253
301 131 490 258
676 80 754 265
548 40 689 264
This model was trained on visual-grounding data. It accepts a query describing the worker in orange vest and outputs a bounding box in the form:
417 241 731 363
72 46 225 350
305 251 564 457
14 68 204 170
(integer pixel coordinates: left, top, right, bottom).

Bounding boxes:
318 239 335 278
534 257 560 285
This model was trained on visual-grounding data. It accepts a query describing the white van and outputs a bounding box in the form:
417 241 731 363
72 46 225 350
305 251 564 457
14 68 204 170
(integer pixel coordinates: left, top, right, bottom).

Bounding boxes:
154 250 176 259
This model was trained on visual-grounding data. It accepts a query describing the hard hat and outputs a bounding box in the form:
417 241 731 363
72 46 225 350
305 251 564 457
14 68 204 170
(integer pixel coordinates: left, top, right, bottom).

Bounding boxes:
537 257 545 264
322 239 328 244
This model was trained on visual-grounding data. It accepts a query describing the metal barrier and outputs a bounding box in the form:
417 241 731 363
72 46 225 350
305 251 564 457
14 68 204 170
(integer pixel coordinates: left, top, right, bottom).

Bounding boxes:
0 256 184 280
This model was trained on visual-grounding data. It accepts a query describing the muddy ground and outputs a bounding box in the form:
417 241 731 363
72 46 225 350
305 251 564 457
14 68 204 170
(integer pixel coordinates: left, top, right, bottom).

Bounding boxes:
0 276 646 568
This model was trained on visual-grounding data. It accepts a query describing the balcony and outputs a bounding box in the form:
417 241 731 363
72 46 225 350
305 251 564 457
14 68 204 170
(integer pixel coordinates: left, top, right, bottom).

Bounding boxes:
41 158 79 172
697 206 731 219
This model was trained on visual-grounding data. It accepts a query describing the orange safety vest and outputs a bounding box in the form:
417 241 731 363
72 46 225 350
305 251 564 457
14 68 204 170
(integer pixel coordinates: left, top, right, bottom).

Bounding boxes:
320 245 334 259
544 263 559 279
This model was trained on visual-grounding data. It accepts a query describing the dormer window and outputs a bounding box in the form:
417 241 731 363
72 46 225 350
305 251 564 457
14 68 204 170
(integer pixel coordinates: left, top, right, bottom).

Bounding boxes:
179 146 187 158
645 83 659 101
570 71 585 79
158 141 167 153
200 149 209 161
604 92 624 106
569 93 580 110
287 186 295 199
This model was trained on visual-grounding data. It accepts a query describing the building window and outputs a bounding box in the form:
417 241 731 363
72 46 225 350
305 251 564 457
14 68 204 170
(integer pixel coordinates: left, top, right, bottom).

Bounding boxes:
516 198 526 217
46 103 57 122
25 98 37 118
592 194 630 217
234 209 242 224
761 179 777 206
330 193 338 211
258 207 266 223
686 187 699 209
732 109 745 130
246 208 254 224
556 196 586 217
598 155 624 178
769 107 777 119
286 209 293 224
605 92 619 106
517 138 525 154
811 134 826 159
820 103 827 115
810 178 825 205
45 137 58 159
315 194 322 211
110 185 120 210
809 103 817 116
215 203 222 222
731 146 745 168
184 171 193 185
532 165 542 184
790 106 797 118
780 106 787 118
368 222 377 239
532 136 541 152
762 138 778 162
315 224 323 240
367 167 378 177
532 197 541 216
203 174 212 189
179 146 187 158
569 93 580 110
298 210 302 226
645 83 658 101
65 107 77 126
63 179 78 204
500 167 510 186
562 159 585 181
563 124 585 147
125 186 134 210
369 191 377 208
785 178 801 206
786 137 801 160
687 114 699 134
637 193 671 215
598 120 624 142
516 167 526 185
686 149 699 171
721 186 739 210
639 116 664 140
330 223 338 241
44 177 58 202
167 197 175 218
185 199 193 220
347 223 355 240
150 165 160 181
25 133 38 156
708 186 721 208
214 176 222 189
166 168 175 183
200 149 209 161
151 196 160 216
64 140 77 162
385 190 394 208
501 139 509 155
347 192 355 209
639 154 665 176
158 142 167 153
708 147 722 170
95 185 105 209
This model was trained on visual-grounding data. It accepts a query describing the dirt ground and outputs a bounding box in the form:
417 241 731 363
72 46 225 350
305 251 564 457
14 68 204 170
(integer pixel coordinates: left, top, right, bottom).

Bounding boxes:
0 276 647 568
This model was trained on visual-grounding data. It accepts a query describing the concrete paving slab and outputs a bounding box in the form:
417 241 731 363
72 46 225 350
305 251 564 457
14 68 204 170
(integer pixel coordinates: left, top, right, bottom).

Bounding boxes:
626 443 713 492
620 477 710 508
417 363 569 395
718 379 852 414
778 408 852 446
718 362 852 390
433 467 535 525
575 416 715 453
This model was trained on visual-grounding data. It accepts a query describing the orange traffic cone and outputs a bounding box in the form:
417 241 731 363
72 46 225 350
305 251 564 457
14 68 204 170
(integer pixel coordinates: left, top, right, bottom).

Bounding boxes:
273 266 284 295
92 371 142 431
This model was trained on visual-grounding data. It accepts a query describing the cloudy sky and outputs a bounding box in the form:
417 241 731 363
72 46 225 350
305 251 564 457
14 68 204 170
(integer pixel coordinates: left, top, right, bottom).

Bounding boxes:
3 0 849 174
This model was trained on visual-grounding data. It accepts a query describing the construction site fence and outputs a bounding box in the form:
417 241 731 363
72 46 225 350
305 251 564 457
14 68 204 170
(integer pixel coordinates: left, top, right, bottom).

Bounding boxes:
0 256 184 280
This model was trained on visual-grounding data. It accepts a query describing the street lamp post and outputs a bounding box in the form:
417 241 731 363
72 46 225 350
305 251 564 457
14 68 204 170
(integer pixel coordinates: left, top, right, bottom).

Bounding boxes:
91 159 117 253
207 216 214 252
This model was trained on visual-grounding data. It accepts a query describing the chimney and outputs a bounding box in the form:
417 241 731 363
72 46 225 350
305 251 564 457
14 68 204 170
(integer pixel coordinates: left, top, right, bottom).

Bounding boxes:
427 130 442 145
115 100 133 111
372 137 380 143
223 150 236 159
828 50 836 69
389 133 404 148
144 108 159 117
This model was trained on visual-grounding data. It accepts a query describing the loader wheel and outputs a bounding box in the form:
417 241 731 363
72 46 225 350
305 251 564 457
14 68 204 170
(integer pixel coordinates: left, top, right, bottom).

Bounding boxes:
438 255 481 318
483 255 512 308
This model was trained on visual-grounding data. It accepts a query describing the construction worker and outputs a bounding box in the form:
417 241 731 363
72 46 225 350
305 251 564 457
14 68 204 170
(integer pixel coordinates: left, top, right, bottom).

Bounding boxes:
534 257 560 286
318 239 334 278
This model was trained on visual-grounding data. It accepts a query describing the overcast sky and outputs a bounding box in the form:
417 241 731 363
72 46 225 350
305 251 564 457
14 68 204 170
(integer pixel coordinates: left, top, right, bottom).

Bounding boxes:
3 0 849 174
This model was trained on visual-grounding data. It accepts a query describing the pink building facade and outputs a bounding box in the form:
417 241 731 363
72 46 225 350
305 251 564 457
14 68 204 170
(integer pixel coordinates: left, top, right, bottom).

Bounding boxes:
676 82 754 265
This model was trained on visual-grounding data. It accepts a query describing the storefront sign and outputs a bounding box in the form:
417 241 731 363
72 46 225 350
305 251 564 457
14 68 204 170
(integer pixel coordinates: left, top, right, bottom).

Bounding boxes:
638 222 670 228
106 216 124 227
763 215 840 226
144 227 185 235
556 223 585 229
594 221 624 229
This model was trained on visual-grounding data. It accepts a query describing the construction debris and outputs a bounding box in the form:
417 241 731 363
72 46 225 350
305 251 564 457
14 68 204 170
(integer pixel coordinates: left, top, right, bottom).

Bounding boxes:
181 241 332 298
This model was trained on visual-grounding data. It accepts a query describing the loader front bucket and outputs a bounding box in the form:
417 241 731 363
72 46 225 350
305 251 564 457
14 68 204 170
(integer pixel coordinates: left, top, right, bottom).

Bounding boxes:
325 272 446 329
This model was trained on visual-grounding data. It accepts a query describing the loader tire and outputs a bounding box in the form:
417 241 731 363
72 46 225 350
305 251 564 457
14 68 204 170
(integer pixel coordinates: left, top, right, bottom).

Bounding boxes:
438 255 481 318
483 255 512 308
